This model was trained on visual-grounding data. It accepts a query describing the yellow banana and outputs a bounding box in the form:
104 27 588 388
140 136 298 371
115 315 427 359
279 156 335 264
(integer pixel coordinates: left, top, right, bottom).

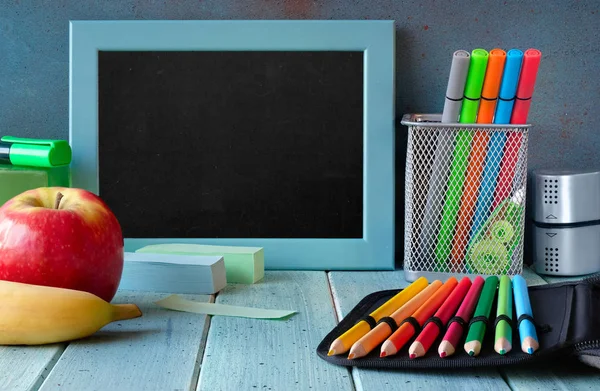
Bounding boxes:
0 279 142 345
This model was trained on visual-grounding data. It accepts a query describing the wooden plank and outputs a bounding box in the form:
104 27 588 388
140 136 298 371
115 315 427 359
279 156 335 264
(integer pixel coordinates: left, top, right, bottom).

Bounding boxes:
197 271 352 391
502 265 600 390
521 265 548 286
540 274 587 284
0 345 65 391
328 270 511 391
37 290 212 391
504 360 600 391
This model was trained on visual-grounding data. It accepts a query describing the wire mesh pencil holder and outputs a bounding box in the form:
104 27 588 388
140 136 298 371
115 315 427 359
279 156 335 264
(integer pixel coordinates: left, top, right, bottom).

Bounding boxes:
401 113 531 282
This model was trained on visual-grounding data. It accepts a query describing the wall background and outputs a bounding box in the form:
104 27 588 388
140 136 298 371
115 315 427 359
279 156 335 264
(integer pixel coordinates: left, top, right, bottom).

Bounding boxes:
1 1 598 266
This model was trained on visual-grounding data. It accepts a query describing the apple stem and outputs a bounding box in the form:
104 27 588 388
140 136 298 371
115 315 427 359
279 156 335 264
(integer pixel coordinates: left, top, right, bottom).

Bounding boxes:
55 192 64 209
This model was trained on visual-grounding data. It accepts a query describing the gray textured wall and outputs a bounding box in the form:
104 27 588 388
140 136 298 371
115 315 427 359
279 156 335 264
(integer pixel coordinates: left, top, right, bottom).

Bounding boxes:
1 1 599 264
1 1 598 172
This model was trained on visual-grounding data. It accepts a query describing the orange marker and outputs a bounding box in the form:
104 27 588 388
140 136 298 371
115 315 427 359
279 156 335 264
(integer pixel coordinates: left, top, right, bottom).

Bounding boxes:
451 48 507 268
380 277 459 357
347 280 442 359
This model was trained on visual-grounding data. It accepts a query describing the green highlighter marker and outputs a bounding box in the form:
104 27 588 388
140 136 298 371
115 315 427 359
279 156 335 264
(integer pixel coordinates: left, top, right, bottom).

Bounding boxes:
435 49 489 272
0 136 72 167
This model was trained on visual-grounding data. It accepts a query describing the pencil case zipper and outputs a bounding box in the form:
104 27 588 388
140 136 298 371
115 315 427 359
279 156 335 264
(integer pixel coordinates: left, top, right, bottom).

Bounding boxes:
573 340 600 353
327 351 542 370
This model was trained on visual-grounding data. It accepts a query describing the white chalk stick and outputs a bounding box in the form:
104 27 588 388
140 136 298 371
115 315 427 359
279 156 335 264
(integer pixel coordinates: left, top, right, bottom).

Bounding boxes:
120 252 227 295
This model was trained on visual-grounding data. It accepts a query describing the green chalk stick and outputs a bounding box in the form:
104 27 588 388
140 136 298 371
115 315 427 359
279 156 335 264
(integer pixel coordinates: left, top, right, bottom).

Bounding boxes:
136 243 264 284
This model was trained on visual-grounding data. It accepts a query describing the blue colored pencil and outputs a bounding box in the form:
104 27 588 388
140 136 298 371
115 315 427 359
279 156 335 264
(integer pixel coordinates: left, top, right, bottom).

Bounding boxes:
469 49 523 243
512 274 539 354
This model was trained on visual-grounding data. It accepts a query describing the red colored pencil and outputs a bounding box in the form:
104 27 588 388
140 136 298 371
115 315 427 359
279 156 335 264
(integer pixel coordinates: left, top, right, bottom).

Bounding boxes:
408 277 472 358
438 276 485 357
380 277 458 357
493 49 542 209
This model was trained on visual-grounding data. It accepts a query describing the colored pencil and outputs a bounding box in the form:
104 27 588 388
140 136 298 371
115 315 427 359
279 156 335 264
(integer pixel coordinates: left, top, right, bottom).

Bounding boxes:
451 49 506 266
493 48 542 210
347 280 442 359
464 276 499 356
409 276 472 359
420 50 471 261
513 274 539 354
494 275 513 354
381 277 459 357
435 49 489 272
470 49 523 246
327 276 428 356
438 276 485 357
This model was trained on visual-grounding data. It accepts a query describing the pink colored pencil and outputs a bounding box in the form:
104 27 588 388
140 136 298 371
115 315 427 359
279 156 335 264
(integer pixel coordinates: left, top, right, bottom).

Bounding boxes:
438 276 485 357
409 277 472 358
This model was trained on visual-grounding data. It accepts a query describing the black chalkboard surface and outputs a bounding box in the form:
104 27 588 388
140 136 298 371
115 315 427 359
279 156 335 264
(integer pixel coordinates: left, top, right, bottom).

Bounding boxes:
98 51 364 239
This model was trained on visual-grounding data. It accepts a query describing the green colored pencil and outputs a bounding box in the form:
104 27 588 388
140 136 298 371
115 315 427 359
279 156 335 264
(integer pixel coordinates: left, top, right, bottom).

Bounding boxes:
494 275 513 354
435 48 489 272
464 275 499 356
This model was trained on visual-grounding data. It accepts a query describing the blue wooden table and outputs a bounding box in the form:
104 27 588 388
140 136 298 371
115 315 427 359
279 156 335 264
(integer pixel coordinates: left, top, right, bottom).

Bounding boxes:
1 266 599 390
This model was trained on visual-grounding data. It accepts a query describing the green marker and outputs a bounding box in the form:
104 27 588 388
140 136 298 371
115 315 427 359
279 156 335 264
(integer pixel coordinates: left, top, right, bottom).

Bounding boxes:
0 136 72 168
435 49 489 272
494 275 513 355
464 275 498 356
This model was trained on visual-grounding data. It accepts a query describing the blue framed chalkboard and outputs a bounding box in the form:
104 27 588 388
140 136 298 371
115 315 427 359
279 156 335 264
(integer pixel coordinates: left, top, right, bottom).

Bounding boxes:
69 20 395 270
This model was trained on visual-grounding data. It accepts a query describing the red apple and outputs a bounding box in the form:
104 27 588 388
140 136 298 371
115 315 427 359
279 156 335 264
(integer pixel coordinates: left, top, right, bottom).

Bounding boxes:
0 187 124 302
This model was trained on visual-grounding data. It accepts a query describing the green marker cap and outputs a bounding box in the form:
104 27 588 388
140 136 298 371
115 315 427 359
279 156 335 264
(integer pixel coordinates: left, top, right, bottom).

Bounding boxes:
463 49 490 100
459 49 489 123
0 136 72 167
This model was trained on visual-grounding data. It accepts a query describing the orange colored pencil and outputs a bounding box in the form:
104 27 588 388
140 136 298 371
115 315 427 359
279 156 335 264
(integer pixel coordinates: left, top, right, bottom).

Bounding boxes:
451 48 507 268
347 280 442 359
380 277 459 357
408 277 472 359
327 276 428 356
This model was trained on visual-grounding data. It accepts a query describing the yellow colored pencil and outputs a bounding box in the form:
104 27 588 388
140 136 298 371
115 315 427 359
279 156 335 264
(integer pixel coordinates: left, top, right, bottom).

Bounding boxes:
327 276 428 356
348 280 442 359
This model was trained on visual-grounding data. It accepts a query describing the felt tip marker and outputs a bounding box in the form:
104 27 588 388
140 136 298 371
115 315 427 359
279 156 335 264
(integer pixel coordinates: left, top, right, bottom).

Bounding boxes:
0 136 72 168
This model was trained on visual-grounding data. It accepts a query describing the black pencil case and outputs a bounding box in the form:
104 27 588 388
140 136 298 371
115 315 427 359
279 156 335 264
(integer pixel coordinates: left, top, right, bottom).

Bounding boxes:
317 274 600 369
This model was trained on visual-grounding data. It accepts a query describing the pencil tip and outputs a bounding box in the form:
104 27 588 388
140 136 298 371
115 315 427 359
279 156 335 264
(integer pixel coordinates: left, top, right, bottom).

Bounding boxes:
527 347 534 354
440 351 447 358
327 349 336 356
499 349 506 355
380 351 387 358
468 350 474 356
348 353 355 360
409 353 416 359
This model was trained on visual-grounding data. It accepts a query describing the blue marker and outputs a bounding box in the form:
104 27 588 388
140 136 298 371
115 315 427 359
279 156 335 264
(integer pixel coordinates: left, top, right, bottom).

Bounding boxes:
470 49 523 242
512 274 539 354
